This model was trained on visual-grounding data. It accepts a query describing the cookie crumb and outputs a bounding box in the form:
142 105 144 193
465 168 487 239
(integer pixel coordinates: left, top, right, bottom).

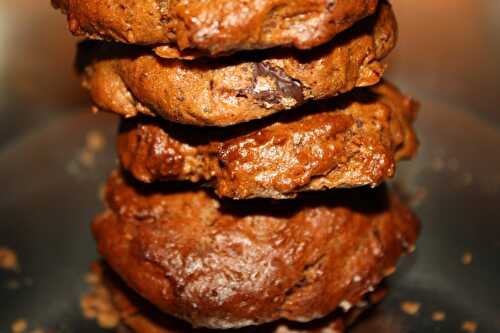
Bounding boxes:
462 252 473 265
97 183 106 201
5 279 21 290
81 271 119 329
77 130 107 169
461 321 477 332
79 150 95 167
431 311 446 321
11 319 28 333
400 301 420 316
84 272 99 285
86 130 106 152
0 247 19 271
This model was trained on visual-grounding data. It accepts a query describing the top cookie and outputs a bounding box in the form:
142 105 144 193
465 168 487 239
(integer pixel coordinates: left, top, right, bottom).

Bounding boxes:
52 0 378 56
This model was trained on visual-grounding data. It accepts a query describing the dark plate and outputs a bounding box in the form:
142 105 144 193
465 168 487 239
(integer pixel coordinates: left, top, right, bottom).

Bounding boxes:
1 0 500 332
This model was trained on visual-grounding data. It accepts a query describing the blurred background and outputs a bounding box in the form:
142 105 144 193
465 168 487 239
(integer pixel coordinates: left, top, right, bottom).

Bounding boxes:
0 0 86 145
0 1 499 333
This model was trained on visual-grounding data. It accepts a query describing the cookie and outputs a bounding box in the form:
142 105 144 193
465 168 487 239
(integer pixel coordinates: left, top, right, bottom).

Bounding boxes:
91 263 388 333
118 82 418 199
54 0 378 56
76 2 396 126
92 171 419 328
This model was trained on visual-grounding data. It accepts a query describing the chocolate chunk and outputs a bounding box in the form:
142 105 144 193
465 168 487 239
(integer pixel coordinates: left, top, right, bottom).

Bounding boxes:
250 62 304 106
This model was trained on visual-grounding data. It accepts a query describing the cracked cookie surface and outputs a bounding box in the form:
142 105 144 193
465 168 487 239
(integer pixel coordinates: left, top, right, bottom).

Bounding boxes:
92 262 389 333
76 2 396 126
53 0 378 56
92 171 419 329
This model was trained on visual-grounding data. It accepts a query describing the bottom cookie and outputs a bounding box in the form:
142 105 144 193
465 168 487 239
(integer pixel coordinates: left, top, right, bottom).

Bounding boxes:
84 263 388 333
93 171 419 329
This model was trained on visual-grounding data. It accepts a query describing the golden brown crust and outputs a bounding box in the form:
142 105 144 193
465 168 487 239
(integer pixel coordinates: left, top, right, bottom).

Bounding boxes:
92 263 387 333
117 82 418 199
92 171 419 329
53 0 379 56
76 2 397 126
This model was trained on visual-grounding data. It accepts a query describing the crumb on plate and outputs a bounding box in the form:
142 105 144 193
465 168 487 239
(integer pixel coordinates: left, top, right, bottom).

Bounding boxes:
11 319 28 333
84 271 99 285
431 310 446 321
462 252 473 265
400 301 420 316
461 321 477 332
78 130 107 168
81 271 119 329
0 247 19 271
5 279 21 290
86 130 106 152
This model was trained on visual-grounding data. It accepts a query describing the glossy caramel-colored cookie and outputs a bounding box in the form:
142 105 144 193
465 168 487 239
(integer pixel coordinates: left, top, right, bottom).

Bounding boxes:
92 171 419 328
118 82 418 199
53 0 379 56
76 2 396 126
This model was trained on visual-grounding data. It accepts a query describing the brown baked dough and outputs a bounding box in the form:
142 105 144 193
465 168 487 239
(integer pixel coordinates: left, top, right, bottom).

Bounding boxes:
53 0 379 56
117 82 418 199
92 263 388 333
92 171 419 329
76 2 396 126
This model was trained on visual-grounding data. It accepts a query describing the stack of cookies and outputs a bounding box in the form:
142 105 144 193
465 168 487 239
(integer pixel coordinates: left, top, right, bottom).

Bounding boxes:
53 1 420 332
